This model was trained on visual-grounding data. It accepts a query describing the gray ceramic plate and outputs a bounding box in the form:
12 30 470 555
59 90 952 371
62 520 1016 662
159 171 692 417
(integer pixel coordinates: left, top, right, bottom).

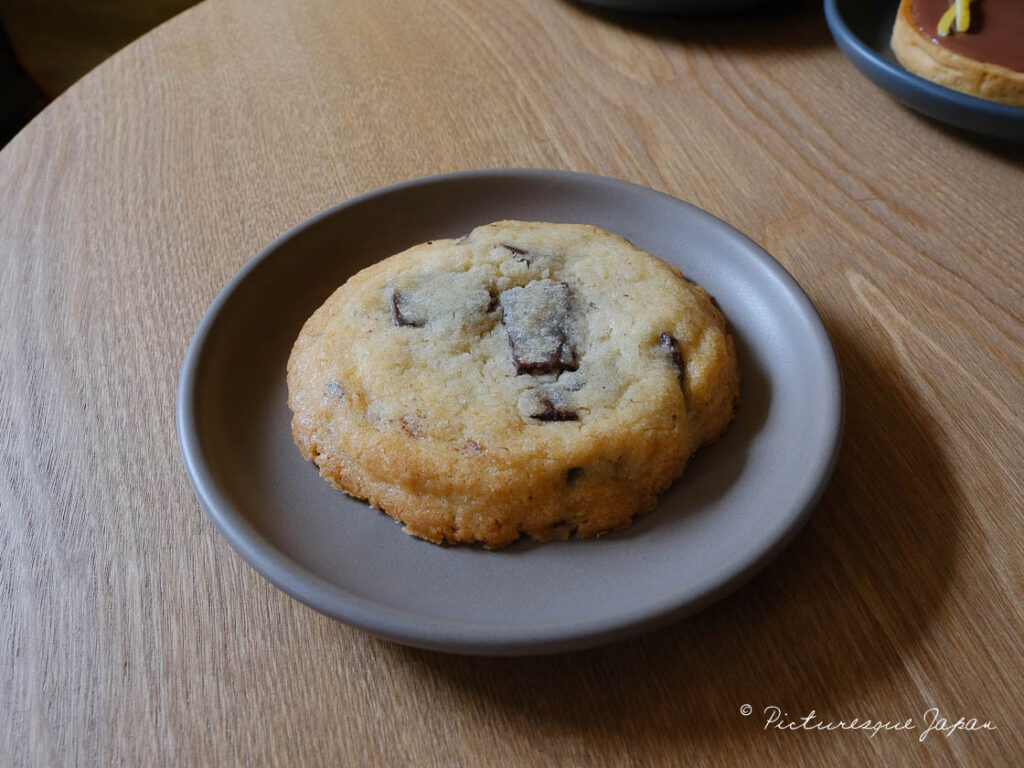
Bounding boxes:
177 169 842 656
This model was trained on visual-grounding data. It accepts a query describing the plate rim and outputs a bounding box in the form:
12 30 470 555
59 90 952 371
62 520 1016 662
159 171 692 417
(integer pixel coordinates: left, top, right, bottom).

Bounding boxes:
824 0 1024 139
176 168 844 655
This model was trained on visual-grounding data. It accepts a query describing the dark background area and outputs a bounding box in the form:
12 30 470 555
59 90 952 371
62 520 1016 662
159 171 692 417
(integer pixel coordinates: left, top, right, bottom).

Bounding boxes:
0 0 197 145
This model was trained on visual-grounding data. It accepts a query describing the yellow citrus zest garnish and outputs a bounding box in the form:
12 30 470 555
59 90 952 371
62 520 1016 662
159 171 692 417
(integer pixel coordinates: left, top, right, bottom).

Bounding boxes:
938 0 972 37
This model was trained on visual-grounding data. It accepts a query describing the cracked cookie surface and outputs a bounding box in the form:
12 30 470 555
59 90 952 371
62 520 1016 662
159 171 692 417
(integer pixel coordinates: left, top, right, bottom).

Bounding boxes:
287 221 740 548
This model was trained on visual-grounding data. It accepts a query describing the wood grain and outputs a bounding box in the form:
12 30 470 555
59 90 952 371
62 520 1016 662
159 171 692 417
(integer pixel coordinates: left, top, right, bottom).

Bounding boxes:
1 0 1022 765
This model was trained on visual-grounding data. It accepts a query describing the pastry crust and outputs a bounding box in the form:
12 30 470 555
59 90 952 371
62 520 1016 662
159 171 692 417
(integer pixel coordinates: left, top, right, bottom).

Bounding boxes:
287 222 740 548
891 1 1024 107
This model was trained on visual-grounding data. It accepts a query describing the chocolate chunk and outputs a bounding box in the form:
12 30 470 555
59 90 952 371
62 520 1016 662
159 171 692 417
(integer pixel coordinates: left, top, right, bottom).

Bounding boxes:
566 467 584 485
659 332 685 386
389 273 494 332
532 398 578 422
501 243 531 265
399 415 425 437
518 384 579 423
390 288 426 327
500 281 577 374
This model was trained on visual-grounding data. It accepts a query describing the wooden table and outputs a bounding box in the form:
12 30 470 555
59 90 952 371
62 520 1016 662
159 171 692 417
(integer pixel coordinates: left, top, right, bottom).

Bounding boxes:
2 0 1021 764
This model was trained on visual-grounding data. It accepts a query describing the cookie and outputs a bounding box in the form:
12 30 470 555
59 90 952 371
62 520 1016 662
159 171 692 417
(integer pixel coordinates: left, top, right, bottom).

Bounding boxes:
287 221 740 548
891 0 1024 107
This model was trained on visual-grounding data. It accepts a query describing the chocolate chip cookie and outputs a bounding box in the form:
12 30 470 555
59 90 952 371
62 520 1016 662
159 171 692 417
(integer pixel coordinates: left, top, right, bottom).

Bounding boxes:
287 221 740 548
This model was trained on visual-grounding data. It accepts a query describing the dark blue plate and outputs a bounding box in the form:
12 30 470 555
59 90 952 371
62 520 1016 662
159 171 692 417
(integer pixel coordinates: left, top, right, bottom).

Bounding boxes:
824 0 1024 142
